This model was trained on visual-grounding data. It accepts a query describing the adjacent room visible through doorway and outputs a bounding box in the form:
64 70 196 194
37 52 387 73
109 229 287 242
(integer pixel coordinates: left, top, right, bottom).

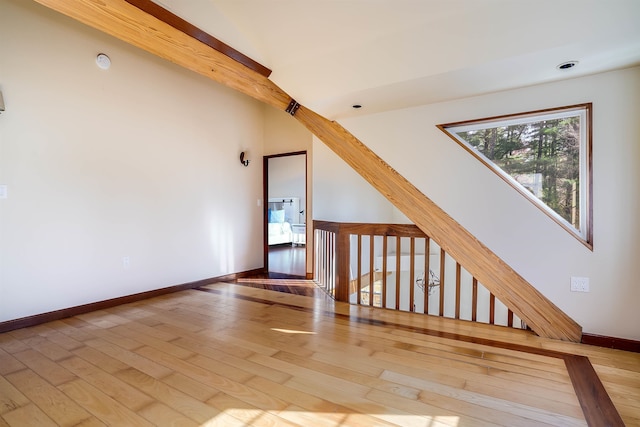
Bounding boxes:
264 151 307 277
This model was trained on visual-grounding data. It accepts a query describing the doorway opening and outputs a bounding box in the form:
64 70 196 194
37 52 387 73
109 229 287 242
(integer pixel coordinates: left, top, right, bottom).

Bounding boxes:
264 151 307 277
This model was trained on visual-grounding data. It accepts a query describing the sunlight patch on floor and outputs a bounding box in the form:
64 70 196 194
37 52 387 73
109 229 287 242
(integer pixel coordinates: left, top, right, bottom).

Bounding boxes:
271 327 317 335
370 414 461 427
201 407 461 426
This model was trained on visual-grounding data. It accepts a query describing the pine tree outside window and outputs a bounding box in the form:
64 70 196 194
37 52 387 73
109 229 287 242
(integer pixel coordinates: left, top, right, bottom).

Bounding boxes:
438 104 592 249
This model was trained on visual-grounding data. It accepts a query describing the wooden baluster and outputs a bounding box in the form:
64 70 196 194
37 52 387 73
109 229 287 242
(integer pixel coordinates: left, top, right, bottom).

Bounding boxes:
323 230 327 291
439 248 445 317
320 230 325 290
490 293 496 325
313 229 318 282
369 235 375 307
324 231 329 291
323 230 328 292
315 230 325 286
324 230 329 293
455 262 461 319
508 309 514 328
328 231 334 296
357 234 362 305
472 277 478 322
335 229 350 302
321 231 325 287
424 237 430 315
332 231 337 297
409 237 415 312
395 237 401 310
330 231 335 295
382 236 388 309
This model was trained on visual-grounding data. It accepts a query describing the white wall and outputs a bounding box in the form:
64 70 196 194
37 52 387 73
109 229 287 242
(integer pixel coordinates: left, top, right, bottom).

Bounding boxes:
314 66 640 340
0 0 265 322
312 139 396 223
263 106 312 157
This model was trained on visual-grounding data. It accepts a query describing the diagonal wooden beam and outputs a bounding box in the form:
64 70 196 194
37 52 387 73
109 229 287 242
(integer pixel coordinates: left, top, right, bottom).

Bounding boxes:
32 0 582 342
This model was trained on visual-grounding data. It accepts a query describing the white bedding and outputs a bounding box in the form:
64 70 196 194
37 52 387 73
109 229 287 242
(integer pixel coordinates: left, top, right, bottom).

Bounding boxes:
268 221 293 245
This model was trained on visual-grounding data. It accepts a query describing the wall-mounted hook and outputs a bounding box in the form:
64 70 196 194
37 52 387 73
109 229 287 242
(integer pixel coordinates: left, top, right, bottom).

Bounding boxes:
240 151 250 167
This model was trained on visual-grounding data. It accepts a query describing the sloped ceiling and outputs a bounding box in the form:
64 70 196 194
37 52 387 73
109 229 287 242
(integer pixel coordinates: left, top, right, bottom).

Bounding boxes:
153 0 640 119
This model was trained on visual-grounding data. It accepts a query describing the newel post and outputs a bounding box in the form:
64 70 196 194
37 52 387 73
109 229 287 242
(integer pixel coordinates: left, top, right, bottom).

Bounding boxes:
334 226 351 302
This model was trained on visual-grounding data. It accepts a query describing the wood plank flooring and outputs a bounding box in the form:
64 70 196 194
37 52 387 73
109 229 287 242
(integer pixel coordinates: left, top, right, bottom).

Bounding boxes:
268 245 306 277
1 281 638 426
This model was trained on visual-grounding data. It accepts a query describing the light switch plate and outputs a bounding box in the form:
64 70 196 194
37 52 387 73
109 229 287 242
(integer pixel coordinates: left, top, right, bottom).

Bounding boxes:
0 185 7 199
570 276 590 292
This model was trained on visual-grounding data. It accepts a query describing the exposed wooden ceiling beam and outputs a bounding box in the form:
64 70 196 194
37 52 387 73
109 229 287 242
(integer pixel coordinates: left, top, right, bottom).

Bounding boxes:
124 0 272 78
31 0 582 342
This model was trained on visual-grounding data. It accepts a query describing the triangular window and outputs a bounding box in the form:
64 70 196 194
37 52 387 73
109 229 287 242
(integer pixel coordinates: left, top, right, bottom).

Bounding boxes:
438 104 592 249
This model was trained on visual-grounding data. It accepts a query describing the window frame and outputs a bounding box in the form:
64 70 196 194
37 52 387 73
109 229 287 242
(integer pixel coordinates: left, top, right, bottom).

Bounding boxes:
437 103 593 250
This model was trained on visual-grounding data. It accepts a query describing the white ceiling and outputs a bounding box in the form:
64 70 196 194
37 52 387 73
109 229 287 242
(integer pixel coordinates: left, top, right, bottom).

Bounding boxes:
154 0 640 119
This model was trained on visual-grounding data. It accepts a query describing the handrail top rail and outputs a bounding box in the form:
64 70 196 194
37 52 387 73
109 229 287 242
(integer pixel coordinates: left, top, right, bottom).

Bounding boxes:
314 220 427 238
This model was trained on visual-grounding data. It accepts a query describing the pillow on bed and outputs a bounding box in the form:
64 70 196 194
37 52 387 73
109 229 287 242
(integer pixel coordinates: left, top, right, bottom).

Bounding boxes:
269 209 285 223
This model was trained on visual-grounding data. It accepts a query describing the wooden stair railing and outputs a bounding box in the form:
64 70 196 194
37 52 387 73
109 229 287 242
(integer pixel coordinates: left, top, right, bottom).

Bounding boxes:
314 221 526 330
34 0 582 342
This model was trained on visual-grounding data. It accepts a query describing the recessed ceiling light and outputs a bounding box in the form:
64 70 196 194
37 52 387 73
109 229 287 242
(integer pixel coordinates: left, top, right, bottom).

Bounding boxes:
352 104 362 109
557 61 578 70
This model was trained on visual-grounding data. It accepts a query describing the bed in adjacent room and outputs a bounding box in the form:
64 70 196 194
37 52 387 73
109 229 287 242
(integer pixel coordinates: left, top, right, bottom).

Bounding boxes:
267 197 301 245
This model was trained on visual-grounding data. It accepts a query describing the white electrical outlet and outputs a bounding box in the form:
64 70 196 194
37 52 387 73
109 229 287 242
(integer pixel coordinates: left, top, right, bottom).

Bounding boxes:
122 256 130 269
0 185 7 199
570 276 590 292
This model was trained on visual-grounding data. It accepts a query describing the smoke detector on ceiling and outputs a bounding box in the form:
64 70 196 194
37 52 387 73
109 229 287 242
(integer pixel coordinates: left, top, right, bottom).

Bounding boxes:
96 53 111 70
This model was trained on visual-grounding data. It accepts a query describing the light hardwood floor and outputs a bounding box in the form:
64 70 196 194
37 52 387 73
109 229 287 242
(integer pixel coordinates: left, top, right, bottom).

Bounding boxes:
1 281 638 426
268 245 306 277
